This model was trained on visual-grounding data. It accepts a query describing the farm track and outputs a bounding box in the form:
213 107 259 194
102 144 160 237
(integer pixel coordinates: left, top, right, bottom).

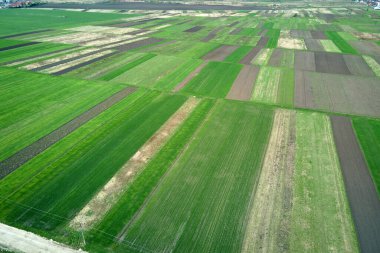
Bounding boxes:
0 86 136 179
330 116 380 253
0 42 40 52
242 109 296 253
70 97 200 230
226 65 259 101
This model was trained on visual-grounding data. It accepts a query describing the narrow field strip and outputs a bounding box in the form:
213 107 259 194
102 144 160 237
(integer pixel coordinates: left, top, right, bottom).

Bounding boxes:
320 39 342 53
252 48 273 65
0 86 136 179
290 112 358 253
251 66 281 104
226 65 259 101
89 99 216 248
242 109 296 253
325 31 358 54
173 61 207 92
331 116 380 253
363 55 380 76
0 223 85 253
0 29 53 39
0 41 40 52
70 97 200 230
116 101 273 253
202 45 238 62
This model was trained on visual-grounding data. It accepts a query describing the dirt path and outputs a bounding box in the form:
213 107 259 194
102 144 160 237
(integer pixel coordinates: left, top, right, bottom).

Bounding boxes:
0 223 85 253
330 116 380 253
173 61 208 92
70 97 200 230
0 86 136 179
242 109 296 253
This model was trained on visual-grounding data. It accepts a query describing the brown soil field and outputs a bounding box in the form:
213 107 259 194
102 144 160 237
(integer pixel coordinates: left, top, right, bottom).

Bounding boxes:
228 21 240 27
256 36 269 47
295 51 316 71
109 18 159 28
268 49 283 67
184 26 204 33
240 46 262 65
202 45 238 61
295 71 380 117
173 61 208 92
304 39 324 52
315 52 350 75
0 29 52 39
0 86 136 179
0 42 40 52
310 30 327 40
294 70 314 109
350 41 380 58
343 55 375 76
330 116 380 253
242 109 296 253
226 65 259 101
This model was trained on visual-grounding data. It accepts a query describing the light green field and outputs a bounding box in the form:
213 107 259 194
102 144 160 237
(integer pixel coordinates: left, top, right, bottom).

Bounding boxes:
320 39 342 53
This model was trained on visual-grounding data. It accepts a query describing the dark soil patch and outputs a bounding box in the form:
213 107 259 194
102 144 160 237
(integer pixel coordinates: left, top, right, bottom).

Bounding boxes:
304 39 324 52
228 21 239 27
343 55 375 76
330 116 380 253
256 36 269 47
202 45 238 61
0 29 52 39
314 51 350 75
201 27 223 42
268 48 283 67
310 30 327 40
184 26 204 33
53 51 118 75
350 41 380 58
0 86 136 179
239 46 262 65
295 51 316 71
294 70 314 109
0 42 40 52
226 65 259 101
109 18 159 28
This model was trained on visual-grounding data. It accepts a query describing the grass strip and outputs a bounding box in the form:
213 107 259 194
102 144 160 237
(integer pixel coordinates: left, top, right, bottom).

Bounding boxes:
266 29 280 48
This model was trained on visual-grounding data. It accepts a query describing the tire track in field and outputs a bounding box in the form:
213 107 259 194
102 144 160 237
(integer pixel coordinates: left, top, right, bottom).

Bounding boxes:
0 86 136 179
242 109 296 253
70 97 200 230
330 116 380 253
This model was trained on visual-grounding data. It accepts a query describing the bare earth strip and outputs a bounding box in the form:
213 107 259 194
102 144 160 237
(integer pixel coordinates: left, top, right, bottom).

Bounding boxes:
0 86 136 179
242 109 296 253
0 29 53 39
330 116 380 253
0 223 85 253
202 45 238 61
226 65 259 101
0 42 40 52
70 97 200 230
240 46 263 65
173 61 208 92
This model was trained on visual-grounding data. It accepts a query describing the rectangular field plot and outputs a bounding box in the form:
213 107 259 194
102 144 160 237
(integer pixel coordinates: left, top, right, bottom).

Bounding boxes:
115 101 273 253
242 110 358 253
251 66 294 107
111 55 201 88
0 91 187 231
0 67 126 163
181 61 242 98
295 71 380 117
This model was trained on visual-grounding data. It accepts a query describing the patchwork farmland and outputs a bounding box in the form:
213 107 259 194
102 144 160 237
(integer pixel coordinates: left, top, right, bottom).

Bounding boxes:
0 2 379 253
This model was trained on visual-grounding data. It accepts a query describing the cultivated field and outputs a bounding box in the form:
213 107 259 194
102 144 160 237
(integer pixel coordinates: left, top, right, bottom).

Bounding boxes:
0 3 379 253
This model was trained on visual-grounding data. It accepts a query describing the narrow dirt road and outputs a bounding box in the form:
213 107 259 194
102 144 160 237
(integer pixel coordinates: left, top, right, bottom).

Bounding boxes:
0 223 85 253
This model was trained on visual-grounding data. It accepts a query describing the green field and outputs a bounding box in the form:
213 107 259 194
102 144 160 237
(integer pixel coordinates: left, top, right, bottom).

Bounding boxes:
182 61 242 98
0 6 379 253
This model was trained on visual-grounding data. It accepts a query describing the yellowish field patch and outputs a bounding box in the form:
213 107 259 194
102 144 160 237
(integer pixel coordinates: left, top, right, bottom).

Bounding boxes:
278 38 306 50
320 39 341 53
363 56 380 76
